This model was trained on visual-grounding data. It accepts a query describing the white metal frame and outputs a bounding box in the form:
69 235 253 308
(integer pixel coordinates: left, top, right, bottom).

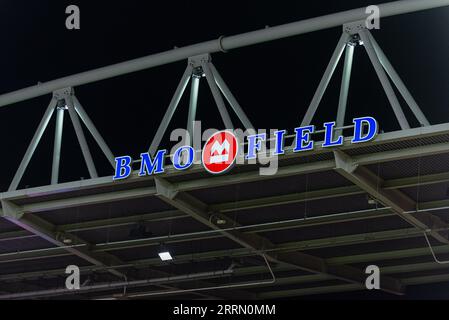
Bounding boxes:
301 23 429 130
148 54 254 156
8 87 115 191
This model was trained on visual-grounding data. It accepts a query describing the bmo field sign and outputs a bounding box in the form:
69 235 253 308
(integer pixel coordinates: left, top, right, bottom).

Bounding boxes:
112 116 378 180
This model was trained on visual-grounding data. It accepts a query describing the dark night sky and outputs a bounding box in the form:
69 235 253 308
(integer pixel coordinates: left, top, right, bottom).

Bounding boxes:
0 0 448 190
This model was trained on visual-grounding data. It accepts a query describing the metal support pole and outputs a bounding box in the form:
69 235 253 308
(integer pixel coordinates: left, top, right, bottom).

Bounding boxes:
72 96 116 168
187 75 200 145
9 98 57 191
359 29 410 130
66 96 98 179
366 31 430 126
201 61 234 130
209 63 255 130
301 33 350 126
336 44 355 136
51 107 65 185
149 65 193 156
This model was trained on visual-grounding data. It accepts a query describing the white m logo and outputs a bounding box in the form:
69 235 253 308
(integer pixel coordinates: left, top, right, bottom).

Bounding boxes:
210 140 230 164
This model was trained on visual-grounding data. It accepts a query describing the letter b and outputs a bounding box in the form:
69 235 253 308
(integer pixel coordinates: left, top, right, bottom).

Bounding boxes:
114 156 132 180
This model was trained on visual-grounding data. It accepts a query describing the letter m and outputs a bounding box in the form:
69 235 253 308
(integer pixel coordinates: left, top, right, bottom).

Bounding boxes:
139 150 167 176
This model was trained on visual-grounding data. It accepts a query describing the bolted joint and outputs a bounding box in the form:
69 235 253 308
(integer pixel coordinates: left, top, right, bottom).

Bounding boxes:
343 20 367 36
0 200 24 220
188 54 212 78
192 66 204 78
188 54 211 69
154 177 179 200
333 150 358 174
53 87 75 108
348 34 363 47
53 87 75 101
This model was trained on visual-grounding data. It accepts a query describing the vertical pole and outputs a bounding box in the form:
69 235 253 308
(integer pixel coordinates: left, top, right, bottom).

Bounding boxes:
301 33 350 127
187 75 200 146
66 96 98 179
209 63 254 130
72 96 116 168
201 61 234 130
149 65 193 156
359 29 410 130
367 31 430 126
336 44 355 136
9 98 57 191
51 107 65 185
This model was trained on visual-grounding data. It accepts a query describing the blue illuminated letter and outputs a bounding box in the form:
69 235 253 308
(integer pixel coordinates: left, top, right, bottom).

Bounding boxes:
246 134 267 160
294 126 314 152
322 122 343 147
173 146 195 171
352 117 378 144
273 130 287 156
113 156 132 180
139 150 167 176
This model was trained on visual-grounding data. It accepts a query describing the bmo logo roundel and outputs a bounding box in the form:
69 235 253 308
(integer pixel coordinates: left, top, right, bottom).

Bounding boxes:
202 131 239 175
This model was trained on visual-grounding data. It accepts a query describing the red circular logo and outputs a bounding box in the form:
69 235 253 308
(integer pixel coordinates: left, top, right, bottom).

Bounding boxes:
202 131 238 175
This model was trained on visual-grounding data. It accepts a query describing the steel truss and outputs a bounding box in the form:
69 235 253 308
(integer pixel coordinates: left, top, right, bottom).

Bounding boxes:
301 23 430 130
8 88 116 191
149 54 254 156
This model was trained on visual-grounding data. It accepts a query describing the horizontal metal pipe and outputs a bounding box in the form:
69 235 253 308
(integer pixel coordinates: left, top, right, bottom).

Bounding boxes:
0 0 447 107
0 269 234 300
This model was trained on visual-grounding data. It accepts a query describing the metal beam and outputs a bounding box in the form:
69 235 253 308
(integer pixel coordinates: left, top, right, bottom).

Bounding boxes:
66 96 98 179
257 272 449 299
334 150 449 244
0 209 402 264
367 31 430 126
111 252 449 299
126 221 449 269
236 261 449 295
154 177 404 295
336 44 354 136
0 200 126 278
1 0 447 107
201 61 234 129
149 65 193 156
1 138 447 213
73 96 116 168
9 98 57 191
187 75 200 145
0 210 186 243
359 29 410 130
4 239 449 284
175 160 336 192
2 158 448 218
210 63 254 130
95 223 438 263
1 169 448 244
0 269 236 300
51 107 65 184
20 186 157 213
301 33 349 126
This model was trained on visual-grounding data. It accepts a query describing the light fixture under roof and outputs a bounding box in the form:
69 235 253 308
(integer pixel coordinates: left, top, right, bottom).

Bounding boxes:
158 251 173 261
